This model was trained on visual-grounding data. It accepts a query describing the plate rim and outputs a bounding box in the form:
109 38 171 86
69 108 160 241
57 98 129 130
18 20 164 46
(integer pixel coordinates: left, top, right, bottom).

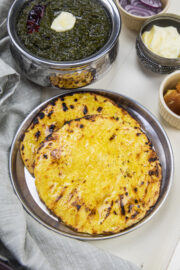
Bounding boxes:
9 88 174 240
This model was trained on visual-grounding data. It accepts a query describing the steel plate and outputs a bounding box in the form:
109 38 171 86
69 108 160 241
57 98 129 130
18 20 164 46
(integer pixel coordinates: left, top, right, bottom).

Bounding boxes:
9 89 173 240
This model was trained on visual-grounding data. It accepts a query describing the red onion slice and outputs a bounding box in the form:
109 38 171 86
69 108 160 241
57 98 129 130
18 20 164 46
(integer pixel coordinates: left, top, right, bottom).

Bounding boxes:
119 0 129 8
119 0 163 16
139 0 162 8
130 0 163 12
130 0 147 8
125 4 156 16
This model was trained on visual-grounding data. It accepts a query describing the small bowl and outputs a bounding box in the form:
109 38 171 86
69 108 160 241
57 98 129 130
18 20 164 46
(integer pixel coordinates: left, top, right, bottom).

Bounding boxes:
115 0 169 31
136 13 180 74
7 0 121 89
159 70 180 129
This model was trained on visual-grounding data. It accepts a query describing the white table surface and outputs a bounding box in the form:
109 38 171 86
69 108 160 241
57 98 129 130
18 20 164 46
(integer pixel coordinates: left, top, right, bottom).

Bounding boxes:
88 1 180 269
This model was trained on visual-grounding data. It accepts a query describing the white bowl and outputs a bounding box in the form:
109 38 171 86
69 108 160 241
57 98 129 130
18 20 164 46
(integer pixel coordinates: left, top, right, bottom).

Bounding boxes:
159 70 180 129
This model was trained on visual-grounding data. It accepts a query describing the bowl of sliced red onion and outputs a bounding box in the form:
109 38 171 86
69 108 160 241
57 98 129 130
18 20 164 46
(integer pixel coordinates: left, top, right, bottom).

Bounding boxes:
115 0 169 31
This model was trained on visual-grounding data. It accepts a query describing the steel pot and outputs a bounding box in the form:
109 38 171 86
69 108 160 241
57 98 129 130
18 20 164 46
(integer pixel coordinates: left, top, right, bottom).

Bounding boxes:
7 0 121 89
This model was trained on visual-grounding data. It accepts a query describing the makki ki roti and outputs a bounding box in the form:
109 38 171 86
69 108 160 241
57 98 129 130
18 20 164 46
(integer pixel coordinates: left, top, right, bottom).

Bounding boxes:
34 115 162 235
20 92 140 175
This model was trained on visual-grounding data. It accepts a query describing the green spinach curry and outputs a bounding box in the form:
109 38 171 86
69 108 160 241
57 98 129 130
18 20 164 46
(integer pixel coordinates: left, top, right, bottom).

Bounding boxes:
16 0 111 61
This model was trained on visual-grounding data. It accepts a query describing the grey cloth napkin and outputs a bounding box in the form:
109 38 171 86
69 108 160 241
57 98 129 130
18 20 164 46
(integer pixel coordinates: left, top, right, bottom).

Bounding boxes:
0 1 141 270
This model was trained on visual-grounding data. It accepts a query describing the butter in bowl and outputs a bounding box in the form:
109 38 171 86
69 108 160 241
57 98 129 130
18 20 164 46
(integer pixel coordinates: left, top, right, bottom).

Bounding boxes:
136 13 180 74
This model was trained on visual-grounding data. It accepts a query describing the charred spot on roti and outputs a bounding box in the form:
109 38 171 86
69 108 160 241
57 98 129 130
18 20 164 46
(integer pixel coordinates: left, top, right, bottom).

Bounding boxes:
109 134 116 141
50 100 56 106
97 107 103 112
48 110 54 118
120 195 125 216
83 105 88 115
38 112 45 119
149 157 157 162
62 103 68 112
49 124 56 133
34 131 41 140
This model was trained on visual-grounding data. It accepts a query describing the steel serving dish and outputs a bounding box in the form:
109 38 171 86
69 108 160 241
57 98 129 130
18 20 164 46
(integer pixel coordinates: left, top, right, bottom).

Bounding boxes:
136 13 180 74
7 0 121 89
9 89 173 240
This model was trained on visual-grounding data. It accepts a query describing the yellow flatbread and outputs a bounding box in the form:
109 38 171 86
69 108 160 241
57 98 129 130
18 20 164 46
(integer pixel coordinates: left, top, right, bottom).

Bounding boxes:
20 92 140 175
34 115 162 235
